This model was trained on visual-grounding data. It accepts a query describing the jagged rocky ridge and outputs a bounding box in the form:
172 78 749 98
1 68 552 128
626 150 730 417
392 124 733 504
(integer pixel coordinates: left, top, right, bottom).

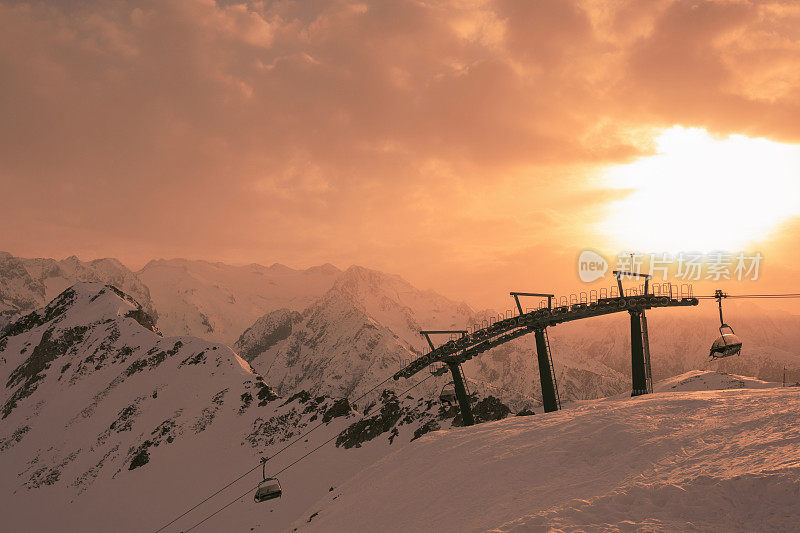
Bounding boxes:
0 251 155 331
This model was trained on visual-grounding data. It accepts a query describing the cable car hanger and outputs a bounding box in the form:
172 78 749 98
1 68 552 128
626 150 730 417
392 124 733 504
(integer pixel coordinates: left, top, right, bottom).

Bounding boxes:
708 289 743 359
253 456 282 503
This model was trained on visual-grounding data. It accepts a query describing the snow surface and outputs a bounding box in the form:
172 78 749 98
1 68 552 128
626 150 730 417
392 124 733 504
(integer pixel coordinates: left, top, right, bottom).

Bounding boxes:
295 379 800 532
653 370 780 393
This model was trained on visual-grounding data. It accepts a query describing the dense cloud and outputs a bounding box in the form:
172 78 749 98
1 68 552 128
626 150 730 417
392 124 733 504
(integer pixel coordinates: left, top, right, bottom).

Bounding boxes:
1 0 798 305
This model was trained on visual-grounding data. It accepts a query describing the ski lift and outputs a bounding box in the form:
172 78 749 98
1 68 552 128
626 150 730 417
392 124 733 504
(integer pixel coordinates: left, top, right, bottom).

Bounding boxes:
439 382 457 405
709 290 742 359
254 457 282 503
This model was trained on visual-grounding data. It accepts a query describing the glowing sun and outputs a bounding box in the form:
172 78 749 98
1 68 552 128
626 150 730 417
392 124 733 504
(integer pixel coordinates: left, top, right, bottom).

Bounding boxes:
597 127 800 253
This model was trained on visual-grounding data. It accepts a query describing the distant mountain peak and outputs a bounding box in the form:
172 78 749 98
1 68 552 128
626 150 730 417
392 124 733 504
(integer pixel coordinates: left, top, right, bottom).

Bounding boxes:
305 263 340 275
0 253 155 330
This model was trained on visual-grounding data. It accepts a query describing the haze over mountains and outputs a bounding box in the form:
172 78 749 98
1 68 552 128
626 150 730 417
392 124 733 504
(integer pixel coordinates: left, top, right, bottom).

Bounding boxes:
2 251 799 409
138 258 341 344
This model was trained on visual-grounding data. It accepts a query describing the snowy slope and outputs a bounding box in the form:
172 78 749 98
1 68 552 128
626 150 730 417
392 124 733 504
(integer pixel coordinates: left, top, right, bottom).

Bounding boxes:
234 266 473 400
0 282 500 532
0 251 154 329
0 282 354 531
137 258 340 344
654 370 781 392
294 381 800 533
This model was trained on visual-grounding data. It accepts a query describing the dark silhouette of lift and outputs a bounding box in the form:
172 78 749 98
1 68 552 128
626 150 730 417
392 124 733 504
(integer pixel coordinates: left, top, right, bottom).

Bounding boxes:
394 273 701 426
421 330 474 426
709 289 742 359
439 382 457 405
254 457 282 503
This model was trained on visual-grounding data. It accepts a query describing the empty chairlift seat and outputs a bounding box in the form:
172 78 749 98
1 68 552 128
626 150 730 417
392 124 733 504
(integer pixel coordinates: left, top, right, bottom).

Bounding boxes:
254 478 282 503
709 325 742 359
254 457 282 503
709 290 743 359
439 382 458 405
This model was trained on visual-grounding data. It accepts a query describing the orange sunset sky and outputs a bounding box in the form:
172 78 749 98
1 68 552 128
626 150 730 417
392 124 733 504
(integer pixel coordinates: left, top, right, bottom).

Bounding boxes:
2 0 799 310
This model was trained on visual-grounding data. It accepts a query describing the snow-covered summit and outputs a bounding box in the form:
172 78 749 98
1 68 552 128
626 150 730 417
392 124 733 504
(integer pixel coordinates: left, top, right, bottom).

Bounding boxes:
0 252 155 329
234 264 486 401
332 265 475 350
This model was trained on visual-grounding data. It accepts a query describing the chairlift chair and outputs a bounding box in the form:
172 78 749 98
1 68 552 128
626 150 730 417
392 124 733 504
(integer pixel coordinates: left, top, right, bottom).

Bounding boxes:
709 290 742 359
710 324 743 359
254 457 282 503
439 382 458 405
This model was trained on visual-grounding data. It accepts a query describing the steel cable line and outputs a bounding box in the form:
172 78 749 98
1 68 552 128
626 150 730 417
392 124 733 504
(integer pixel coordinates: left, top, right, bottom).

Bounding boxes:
695 292 800 299
154 372 398 532
181 374 435 533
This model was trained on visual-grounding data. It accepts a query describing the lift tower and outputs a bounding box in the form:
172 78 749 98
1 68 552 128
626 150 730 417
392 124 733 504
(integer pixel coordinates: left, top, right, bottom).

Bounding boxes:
511 292 560 412
421 330 474 426
613 270 653 396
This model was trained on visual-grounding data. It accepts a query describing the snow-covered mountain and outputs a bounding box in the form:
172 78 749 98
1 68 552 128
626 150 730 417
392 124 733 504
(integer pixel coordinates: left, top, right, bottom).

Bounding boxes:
4 251 798 414
294 372 800 532
235 266 494 402
137 258 341 344
653 369 782 392
0 282 506 531
235 266 633 409
329 265 476 351
0 251 154 330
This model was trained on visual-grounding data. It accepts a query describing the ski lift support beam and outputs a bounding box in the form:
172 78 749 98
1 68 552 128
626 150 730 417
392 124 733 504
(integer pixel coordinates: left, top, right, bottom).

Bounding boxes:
395 294 698 388
510 292 554 314
613 271 653 397
509 292 559 412
613 270 651 296
420 329 468 351
420 330 474 426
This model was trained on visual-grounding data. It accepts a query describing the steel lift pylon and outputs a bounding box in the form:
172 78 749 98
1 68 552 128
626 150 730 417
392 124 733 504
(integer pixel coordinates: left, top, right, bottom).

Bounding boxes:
511 292 561 412
421 330 474 426
614 270 653 396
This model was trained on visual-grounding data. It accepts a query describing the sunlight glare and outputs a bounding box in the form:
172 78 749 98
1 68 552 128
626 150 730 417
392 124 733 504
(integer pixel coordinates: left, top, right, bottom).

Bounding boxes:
597 127 800 252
